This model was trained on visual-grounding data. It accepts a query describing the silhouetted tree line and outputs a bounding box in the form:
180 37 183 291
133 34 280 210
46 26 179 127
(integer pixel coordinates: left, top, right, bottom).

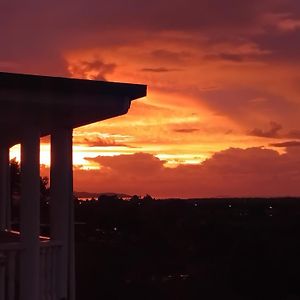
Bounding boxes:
10 159 49 225
10 158 49 197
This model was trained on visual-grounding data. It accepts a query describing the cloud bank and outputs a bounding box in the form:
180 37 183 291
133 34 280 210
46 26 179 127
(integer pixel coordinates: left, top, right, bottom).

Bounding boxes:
72 147 300 198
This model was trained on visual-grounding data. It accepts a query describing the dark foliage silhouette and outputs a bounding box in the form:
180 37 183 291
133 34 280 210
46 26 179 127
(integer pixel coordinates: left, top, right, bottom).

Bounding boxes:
10 159 49 226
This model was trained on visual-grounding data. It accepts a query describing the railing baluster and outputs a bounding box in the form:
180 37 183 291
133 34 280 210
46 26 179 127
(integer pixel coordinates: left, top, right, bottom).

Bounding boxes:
44 246 48 300
51 247 56 300
43 247 47 300
0 243 22 300
46 246 50 300
40 247 45 300
7 250 16 300
0 252 6 300
39 241 62 300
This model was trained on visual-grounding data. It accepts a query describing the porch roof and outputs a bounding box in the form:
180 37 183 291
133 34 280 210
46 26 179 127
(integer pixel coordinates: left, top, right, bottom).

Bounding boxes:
0 72 147 146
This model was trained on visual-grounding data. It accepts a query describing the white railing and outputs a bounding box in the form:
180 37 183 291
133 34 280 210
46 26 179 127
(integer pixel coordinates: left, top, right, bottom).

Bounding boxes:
0 240 62 300
40 240 62 300
0 242 22 300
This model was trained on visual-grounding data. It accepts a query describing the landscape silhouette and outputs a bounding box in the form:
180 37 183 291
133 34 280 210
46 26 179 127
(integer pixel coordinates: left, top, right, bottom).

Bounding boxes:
1 1 300 299
8 160 300 300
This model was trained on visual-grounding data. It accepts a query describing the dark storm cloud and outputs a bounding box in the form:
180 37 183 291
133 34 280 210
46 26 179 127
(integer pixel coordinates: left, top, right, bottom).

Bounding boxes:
141 67 180 73
1 0 298 75
204 53 246 62
151 49 191 63
174 128 199 133
199 87 300 127
254 32 300 61
249 122 282 138
75 137 131 148
270 140 300 147
288 130 300 139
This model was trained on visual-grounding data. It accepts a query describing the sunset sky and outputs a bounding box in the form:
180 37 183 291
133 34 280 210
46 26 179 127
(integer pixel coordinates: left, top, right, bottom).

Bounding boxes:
1 0 300 198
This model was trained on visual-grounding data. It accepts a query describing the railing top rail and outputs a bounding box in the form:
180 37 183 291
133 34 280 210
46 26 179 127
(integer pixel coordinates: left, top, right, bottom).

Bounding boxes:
40 240 63 248
0 242 23 251
0 241 62 250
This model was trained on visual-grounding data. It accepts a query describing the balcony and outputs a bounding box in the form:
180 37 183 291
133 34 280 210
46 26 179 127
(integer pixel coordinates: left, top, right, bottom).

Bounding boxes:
0 72 147 300
0 231 62 300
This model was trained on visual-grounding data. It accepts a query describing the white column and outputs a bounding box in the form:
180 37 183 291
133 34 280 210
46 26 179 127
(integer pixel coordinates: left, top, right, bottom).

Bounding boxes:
20 126 40 300
0 144 10 231
50 127 75 300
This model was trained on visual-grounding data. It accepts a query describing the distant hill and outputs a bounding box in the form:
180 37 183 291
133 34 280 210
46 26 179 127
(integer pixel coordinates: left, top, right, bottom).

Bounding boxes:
74 191 132 199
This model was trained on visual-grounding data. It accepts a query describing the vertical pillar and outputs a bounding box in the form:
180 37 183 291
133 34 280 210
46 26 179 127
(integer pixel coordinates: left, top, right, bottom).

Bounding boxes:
20 126 40 300
50 127 75 300
0 144 10 231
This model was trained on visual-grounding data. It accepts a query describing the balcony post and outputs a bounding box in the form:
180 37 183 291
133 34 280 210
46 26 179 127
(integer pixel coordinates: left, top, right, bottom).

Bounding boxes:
0 144 10 231
20 126 40 300
50 127 75 300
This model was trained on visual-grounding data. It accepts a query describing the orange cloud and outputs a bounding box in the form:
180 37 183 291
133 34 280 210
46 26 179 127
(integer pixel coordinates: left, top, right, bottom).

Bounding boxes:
67 57 116 80
72 147 300 198
74 136 132 148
